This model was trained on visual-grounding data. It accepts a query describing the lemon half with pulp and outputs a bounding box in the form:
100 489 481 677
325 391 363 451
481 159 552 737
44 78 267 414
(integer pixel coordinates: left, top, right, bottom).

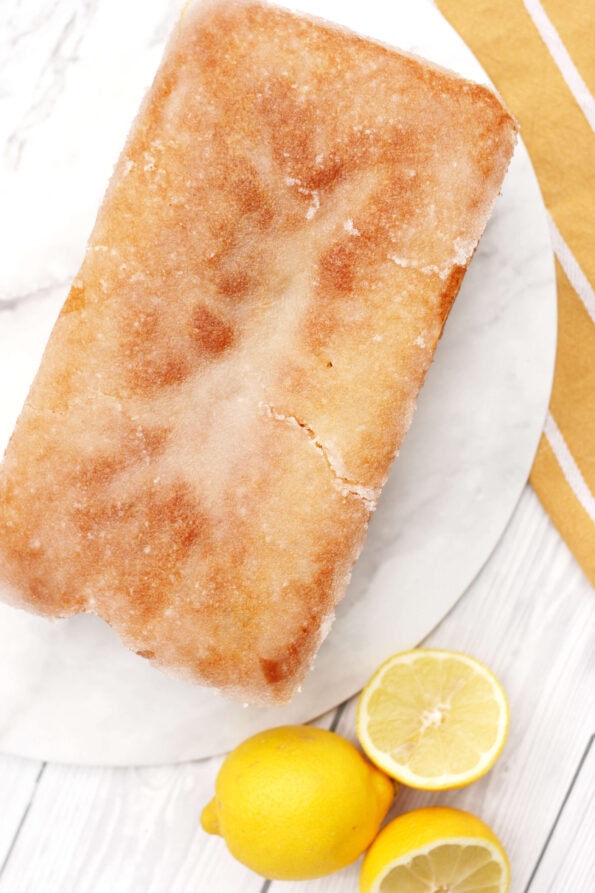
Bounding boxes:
360 806 510 893
356 649 509 789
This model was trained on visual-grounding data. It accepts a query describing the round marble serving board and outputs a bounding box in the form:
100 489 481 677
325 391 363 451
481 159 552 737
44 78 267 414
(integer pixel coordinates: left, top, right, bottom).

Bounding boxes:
0 0 556 765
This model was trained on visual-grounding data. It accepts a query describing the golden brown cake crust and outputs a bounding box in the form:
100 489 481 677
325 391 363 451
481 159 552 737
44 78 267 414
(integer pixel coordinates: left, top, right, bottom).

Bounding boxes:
0 0 517 704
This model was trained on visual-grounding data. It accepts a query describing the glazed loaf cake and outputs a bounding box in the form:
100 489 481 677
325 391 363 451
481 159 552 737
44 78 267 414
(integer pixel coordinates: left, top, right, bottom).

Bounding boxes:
0 0 517 704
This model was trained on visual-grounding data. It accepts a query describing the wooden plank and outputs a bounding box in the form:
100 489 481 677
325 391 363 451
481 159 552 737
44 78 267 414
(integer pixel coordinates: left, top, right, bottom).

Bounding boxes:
0 755 44 871
525 736 595 892
0 758 262 893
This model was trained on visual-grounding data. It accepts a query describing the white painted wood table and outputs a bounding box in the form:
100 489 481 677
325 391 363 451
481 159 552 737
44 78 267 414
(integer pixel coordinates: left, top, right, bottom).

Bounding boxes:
0 488 593 892
1 0 593 891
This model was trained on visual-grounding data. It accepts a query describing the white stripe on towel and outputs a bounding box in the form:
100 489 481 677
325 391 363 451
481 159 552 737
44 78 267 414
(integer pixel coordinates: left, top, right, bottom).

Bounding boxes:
523 0 595 130
544 411 595 524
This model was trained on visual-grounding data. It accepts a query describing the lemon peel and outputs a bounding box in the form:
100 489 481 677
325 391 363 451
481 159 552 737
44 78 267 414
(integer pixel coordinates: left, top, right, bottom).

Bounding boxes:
201 724 395 880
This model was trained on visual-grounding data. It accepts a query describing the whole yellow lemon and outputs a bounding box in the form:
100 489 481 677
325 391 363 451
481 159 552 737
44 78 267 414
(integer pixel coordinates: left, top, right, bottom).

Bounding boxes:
201 724 395 880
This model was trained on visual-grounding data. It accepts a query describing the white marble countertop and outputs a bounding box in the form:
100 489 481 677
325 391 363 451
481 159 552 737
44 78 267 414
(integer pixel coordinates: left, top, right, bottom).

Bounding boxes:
0 0 593 890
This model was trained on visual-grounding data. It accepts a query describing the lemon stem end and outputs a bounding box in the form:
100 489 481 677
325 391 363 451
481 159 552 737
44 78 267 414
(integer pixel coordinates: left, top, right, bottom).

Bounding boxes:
201 798 221 835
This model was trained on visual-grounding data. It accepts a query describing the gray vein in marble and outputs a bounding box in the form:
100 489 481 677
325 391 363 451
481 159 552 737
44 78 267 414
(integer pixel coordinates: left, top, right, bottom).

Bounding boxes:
4 0 100 170
0 279 69 311
1 0 61 52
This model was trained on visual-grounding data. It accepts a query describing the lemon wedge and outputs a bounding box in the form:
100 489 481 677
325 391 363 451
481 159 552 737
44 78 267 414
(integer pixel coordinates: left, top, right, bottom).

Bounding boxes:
360 806 510 893
356 649 509 789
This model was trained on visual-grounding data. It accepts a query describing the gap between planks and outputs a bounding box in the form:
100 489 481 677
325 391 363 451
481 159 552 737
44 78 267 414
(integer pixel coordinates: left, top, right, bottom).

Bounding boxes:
0 762 46 876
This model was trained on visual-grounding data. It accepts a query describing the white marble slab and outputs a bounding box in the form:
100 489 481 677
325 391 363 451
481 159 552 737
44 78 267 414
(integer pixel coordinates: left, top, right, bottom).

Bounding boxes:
0 0 557 765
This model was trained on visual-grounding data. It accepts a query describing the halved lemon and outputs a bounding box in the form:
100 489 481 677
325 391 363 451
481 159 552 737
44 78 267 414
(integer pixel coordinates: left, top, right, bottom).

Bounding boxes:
360 806 510 893
356 649 509 789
